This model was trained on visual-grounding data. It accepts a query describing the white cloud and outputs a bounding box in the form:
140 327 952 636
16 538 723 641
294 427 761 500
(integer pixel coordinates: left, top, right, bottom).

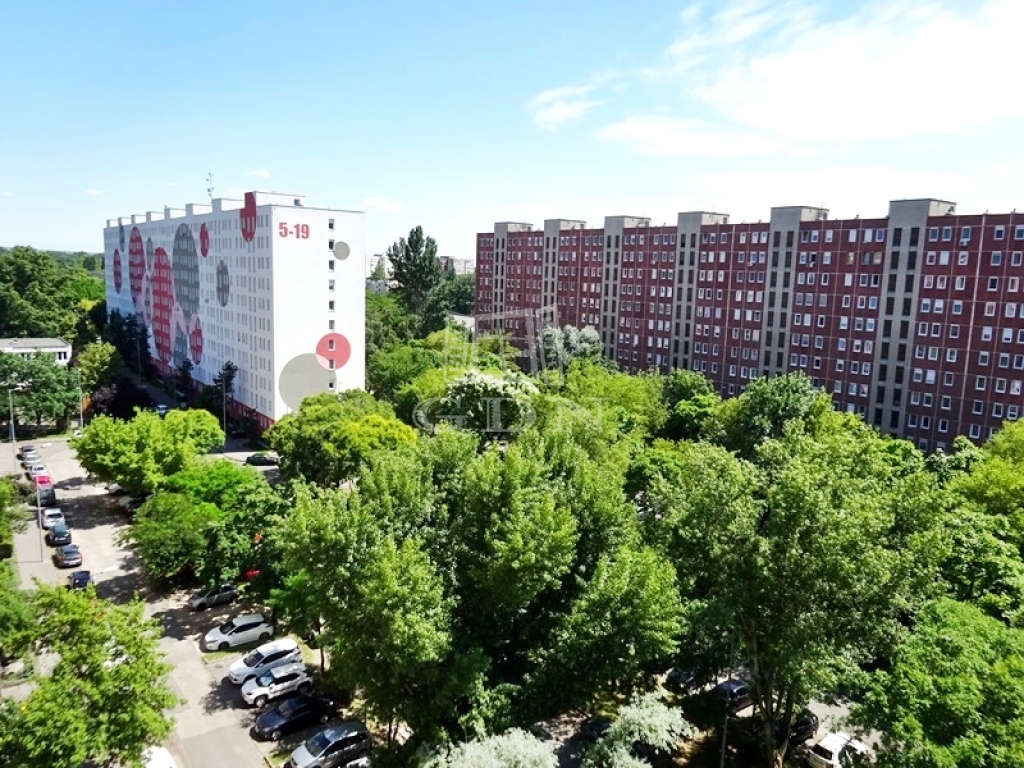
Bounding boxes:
247 168 271 178
528 85 602 130
599 116 781 157
84 189 104 197
361 196 403 212
0 191 13 197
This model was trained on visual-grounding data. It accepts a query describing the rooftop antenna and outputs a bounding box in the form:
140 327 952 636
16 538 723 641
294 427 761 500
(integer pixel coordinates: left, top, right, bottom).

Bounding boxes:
206 172 214 202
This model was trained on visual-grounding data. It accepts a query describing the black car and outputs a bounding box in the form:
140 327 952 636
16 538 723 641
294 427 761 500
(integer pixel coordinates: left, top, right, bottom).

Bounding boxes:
38 487 57 507
580 715 613 742
715 679 753 713
772 708 820 747
245 453 279 466
47 523 72 547
67 570 92 590
251 694 337 741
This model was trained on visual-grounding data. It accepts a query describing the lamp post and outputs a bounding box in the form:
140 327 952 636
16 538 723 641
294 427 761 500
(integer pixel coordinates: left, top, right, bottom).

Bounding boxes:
73 369 84 430
7 386 15 472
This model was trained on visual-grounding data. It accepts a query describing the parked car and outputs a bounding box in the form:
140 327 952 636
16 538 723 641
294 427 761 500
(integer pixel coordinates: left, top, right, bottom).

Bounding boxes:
771 708 820 747
714 679 753 713
46 522 72 546
286 722 371 768
229 638 302 684
141 745 178 768
20 450 39 467
67 570 92 590
580 715 613 742
806 732 868 768
106 482 122 494
18 445 37 460
245 453 279 466
27 463 47 479
251 694 337 741
204 613 274 651
665 663 715 695
155 404 170 417
54 544 83 568
38 487 57 506
33 474 52 490
241 662 313 708
190 583 239 611
39 508 65 530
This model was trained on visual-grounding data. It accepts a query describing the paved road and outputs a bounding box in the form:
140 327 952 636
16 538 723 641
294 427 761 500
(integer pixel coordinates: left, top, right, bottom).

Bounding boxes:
5 438 279 768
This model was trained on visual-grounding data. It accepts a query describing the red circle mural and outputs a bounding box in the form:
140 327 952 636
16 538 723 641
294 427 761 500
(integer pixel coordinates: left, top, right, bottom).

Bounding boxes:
151 247 174 363
188 314 203 365
199 223 210 258
128 227 146 311
240 192 257 243
112 248 122 293
315 333 351 370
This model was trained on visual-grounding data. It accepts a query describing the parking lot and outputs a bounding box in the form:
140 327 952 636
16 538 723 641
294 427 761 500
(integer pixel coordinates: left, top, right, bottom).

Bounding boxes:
3 438 295 768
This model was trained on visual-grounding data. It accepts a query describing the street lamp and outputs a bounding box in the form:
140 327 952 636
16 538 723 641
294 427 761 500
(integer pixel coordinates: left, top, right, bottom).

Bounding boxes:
73 368 84 430
7 386 15 472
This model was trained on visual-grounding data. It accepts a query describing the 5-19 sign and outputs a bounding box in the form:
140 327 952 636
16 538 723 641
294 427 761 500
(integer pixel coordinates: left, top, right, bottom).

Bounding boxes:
278 223 310 239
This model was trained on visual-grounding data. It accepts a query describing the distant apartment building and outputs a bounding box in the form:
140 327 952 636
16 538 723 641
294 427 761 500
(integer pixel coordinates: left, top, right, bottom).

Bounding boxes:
0 337 72 366
440 256 475 276
475 199 1024 451
365 252 390 279
103 191 365 429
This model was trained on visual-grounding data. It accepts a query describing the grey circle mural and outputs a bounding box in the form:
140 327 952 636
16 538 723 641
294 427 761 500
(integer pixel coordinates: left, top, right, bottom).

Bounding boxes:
332 241 350 261
172 327 190 370
216 260 230 307
279 353 337 411
145 237 155 274
172 224 200 318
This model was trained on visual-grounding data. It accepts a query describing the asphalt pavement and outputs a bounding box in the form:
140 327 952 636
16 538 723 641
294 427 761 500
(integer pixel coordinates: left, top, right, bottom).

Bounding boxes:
3 438 276 768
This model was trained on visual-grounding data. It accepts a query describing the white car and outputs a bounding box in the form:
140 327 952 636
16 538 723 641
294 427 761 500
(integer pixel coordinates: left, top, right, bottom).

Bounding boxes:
241 662 313 707
39 508 65 530
806 732 868 768
28 463 47 478
142 746 179 768
228 637 301 684
203 613 274 651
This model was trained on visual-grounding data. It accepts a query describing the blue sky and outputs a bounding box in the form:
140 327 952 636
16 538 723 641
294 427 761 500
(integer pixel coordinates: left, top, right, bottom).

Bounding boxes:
2 0 1022 259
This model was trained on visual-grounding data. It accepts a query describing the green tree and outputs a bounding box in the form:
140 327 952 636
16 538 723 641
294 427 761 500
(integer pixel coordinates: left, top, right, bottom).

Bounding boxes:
103 310 153 376
661 368 721 441
643 424 942 766
419 728 557 768
715 372 827 459
853 598 1024 768
582 693 692 768
366 292 414 361
72 409 224 495
419 272 476 334
367 343 439 402
121 493 218 584
267 391 415 486
174 357 194 398
0 584 177 768
952 419 1024 547
0 351 80 429
437 369 539 439
387 226 443 316
74 341 125 393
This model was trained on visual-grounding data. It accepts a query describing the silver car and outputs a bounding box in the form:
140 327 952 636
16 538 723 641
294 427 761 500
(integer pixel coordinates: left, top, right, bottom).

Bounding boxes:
287 722 371 768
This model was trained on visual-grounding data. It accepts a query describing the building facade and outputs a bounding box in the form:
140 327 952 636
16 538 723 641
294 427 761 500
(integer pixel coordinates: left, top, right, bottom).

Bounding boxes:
475 199 1024 452
104 191 365 429
0 338 72 366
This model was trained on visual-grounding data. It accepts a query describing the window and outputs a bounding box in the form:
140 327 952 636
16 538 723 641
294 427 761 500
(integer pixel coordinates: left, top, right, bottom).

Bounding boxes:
992 251 1003 266
928 227 939 241
941 226 952 241
328 218 335 230
995 225 1005 240
976 376 988 390
328 260 335 272
328 280 335 292
1015 225 1024 240
328 300 335 311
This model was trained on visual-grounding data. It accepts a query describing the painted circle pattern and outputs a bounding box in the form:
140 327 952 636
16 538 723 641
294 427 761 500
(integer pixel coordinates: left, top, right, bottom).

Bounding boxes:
216 261 230 307
151 247 174 363
172 224 200 318
315 333 351 370
112 249 122 293
199 223 210 258
189 314 203 365
128 227 146 312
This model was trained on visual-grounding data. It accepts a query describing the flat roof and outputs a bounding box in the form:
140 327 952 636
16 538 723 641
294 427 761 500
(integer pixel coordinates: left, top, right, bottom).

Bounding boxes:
0 337 70 348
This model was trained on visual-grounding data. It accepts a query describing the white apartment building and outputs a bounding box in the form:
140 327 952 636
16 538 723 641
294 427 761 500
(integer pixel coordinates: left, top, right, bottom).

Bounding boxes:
103 191 365 429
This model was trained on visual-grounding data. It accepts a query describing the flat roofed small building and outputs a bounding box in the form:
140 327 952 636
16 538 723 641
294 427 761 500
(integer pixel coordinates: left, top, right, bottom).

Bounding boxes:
0 338 72 366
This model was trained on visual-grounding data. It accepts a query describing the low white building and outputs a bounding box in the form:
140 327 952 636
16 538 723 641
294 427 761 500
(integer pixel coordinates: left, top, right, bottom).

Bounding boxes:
0 338 72 366
103 191 365 429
